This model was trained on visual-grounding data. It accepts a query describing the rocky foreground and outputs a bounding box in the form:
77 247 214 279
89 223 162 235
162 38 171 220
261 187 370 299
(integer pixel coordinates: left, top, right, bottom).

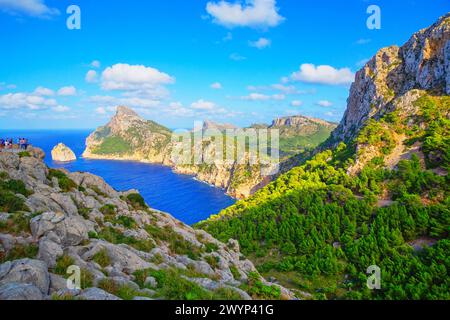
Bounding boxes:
0 148 293 300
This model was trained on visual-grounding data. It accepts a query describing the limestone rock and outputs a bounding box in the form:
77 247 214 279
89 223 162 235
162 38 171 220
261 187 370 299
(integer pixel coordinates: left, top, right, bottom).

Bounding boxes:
0 283 44 300
0 259 50 295
51 143 76 162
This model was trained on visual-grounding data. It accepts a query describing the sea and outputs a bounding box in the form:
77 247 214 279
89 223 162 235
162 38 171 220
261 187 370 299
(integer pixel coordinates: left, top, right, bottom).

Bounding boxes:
0 130 236 225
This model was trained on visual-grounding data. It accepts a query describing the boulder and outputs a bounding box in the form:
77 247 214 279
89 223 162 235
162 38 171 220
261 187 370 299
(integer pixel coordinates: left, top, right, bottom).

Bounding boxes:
51 143 76 162
78 288 121 300
0 283 44 300
0 259 50 295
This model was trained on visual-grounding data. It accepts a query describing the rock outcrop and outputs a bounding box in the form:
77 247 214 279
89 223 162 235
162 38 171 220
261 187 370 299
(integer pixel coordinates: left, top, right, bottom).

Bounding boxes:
333 13 450 143
51 143 76 162
0 149 294 300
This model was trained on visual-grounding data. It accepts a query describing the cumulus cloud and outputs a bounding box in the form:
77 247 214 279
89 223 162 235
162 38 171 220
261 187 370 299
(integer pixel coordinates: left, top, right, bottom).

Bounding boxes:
85 70 98 83
316 100 333 107
290 64 355 85
57 86 77 96
0 92 57 110
206 0 284 28
52 105 70 113
241 93 285 101
101 64 175 91
355 38 371 45
91 60 101 68
291 100 303 107
0 0 59 18
34 86 54 96
249 37 271 49
210 82 223 89
191 99 217 111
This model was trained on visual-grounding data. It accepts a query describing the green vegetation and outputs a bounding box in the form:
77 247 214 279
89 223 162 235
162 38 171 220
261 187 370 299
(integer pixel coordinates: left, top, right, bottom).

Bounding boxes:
0 243 38 263
54 255 76 275
198 94 450 300
0 175 32 212
92 136 132 155
126 193 148 210
18 151 31 158
92 249 111 268
97 278 151 300
48 169 77 192
97 227 155 252
0 213 32 235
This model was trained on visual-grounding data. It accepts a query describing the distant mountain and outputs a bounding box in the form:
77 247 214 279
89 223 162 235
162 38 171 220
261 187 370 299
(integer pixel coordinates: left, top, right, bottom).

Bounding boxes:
83 108 334 198
198 14 450 300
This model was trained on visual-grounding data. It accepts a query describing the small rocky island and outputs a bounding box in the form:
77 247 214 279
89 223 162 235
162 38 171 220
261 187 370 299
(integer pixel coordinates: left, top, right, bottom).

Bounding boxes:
51 143 76 162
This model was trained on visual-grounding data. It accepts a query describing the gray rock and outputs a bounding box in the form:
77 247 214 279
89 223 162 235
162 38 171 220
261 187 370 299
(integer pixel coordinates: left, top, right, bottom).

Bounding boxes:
0 282 44 300
0 259 50 294
78 287 121 300
38 238 63 268
144 276 157 289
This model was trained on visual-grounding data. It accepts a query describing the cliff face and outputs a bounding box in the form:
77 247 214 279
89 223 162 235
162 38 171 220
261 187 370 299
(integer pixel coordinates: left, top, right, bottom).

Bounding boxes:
83 108 335 199
333 14 450 142
0 149 294 300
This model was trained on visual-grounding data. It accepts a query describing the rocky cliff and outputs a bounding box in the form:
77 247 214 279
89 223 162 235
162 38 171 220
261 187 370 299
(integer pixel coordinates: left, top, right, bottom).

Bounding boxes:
83 107 335 199
330 13 450 174
0 148 294 300
333 13 450 143
51 143 76 162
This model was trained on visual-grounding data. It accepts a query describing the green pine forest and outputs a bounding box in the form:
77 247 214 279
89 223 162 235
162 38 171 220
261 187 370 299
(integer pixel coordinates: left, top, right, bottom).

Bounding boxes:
197 94 450 300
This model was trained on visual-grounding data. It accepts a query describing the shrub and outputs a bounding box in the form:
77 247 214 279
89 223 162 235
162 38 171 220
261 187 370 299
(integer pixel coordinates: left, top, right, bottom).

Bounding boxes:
54 255 76 275
0 192 29 213
0 213 31 234
126 193 147 210
92 249 111 268
18 151 31 158
0 244 38 263
48 169 77 192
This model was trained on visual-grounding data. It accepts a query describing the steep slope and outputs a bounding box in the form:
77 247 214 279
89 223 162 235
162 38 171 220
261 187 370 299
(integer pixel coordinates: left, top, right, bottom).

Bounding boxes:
0 148 294 300
197 14 450 300
83 108 335 198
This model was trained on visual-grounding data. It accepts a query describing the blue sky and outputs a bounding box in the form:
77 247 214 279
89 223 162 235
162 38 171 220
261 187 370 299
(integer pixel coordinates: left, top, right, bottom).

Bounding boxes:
0 0 448 129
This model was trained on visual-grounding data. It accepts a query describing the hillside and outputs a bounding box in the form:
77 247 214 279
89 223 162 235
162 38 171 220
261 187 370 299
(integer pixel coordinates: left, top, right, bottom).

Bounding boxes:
197 14 450 300
0 148 295 300
83 108 335 198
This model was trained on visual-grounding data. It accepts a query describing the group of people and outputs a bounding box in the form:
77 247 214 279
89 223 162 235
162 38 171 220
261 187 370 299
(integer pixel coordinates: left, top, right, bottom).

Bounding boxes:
0 138 29 151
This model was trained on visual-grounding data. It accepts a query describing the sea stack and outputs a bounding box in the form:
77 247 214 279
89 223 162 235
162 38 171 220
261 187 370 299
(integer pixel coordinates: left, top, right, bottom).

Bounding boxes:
51 143 76 162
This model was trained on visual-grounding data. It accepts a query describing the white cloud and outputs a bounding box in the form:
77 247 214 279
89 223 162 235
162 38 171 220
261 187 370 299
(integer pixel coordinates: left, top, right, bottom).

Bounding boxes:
291 100 303 107
206 0 284 28
91 60 101 68
210 82 223 89
0 92 57 110
249 37 271 49
85 70 98 83
229 53 246 61
290 64 355 85
241 93 285 101
57 86 77 96
95 107 107 115
52 105 70 113
99 64 175 101
316 100 333 107
0 0 59 18
191 99 217 111
34 86 54 96
0 82 16 90
101 64 175 91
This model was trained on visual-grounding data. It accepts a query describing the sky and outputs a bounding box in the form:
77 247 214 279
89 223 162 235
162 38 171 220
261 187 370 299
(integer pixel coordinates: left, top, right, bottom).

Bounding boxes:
0 0 448 130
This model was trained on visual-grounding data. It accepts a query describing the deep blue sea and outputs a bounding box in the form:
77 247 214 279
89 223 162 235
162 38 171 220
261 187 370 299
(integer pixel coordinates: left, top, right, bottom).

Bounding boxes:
0 130 235 225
